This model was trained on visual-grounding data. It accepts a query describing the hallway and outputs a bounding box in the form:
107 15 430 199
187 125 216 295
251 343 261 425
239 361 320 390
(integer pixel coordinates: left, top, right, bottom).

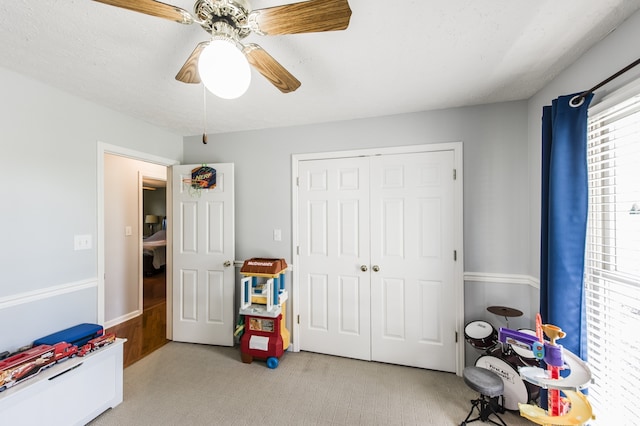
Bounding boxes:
106 269 168 367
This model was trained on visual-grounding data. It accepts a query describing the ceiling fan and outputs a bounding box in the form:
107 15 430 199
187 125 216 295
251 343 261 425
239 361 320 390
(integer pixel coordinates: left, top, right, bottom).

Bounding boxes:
93 0 352 98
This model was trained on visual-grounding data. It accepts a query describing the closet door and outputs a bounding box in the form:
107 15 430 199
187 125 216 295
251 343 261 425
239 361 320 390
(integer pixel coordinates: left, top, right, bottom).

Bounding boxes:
298 157 371 360
369 151 457 373
296 149 460 372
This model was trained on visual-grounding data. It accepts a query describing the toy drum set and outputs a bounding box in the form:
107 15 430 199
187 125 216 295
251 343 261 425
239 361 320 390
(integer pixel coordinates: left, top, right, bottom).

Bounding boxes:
464 306 541 411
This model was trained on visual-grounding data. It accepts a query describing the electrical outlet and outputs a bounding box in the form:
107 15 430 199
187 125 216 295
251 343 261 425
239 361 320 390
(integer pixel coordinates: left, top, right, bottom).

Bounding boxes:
74 234 92 250
273 229 282 241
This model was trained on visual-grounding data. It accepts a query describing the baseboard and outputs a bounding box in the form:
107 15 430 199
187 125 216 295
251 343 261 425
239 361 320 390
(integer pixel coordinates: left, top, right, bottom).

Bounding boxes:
104 310 143 330
0 278 98 311
463 272 539 289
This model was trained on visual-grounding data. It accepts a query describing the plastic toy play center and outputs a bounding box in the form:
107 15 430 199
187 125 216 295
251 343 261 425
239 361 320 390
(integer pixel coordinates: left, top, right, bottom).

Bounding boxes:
238 258 290 368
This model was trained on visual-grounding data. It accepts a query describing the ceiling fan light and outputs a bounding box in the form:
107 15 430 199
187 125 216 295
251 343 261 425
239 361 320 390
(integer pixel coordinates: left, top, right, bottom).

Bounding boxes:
198 39 251 100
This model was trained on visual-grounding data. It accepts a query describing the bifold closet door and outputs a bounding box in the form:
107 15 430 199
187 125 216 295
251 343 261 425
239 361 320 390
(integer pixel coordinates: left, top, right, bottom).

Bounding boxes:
298 157 371 360
298 150 458 372
369 151 457 373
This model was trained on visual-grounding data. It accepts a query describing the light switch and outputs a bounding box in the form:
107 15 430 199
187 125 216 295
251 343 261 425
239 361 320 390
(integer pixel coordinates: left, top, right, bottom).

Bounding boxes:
74 234 92 250
125 226 132 236
273 229 282 241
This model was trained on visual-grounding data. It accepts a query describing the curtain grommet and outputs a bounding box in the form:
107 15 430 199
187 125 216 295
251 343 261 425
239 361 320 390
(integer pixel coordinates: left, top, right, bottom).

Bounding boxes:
570 95 585 108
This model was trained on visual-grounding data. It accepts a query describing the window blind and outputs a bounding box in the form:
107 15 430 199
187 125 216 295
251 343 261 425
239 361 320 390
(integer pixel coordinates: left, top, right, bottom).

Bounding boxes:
585 85 640 425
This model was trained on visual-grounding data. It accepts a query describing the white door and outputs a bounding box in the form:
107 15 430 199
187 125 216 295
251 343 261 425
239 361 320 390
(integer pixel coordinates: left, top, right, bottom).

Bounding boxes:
298 157 371 360
297 150 459 372
172 163 235 345
370 151 457 372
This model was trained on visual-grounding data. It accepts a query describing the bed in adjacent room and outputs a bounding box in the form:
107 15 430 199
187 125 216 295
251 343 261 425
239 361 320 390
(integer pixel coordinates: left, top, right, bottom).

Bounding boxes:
143 229 166 275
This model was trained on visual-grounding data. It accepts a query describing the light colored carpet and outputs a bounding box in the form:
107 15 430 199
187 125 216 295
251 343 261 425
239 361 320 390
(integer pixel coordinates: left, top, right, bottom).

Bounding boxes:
89 342 535 425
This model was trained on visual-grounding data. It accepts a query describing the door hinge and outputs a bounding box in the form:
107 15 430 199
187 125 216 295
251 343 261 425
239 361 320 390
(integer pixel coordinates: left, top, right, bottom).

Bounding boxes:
453 169 457 180
454 250 457 261
455 331 458 343
297 315 300 324
296 177 300 186
296 246 300 255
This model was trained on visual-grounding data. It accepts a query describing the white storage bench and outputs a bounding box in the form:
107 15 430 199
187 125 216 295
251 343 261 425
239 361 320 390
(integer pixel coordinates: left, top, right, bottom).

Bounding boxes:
0 338 126 425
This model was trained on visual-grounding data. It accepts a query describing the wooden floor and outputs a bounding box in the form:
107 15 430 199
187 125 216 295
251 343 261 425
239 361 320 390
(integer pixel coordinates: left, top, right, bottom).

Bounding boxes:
106 269 169 367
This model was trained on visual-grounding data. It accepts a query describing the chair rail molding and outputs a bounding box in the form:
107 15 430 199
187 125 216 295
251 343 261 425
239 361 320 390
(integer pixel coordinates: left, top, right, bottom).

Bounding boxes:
0 278 98 311
463 272 539 289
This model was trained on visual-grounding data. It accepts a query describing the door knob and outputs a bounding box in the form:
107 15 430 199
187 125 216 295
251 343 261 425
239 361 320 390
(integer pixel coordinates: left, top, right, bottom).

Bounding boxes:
372 265 380 272
223 260 232 267
360 265 368 272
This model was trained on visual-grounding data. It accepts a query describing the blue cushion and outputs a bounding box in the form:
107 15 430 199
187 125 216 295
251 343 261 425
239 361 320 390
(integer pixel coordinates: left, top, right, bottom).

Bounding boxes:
33 323 103 347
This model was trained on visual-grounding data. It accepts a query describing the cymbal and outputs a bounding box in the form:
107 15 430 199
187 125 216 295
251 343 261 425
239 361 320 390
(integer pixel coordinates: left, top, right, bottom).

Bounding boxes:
487 305 523 317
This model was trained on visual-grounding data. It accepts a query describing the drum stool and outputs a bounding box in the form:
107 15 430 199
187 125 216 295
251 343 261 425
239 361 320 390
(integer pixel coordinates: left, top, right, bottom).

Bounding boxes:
460 366 507 426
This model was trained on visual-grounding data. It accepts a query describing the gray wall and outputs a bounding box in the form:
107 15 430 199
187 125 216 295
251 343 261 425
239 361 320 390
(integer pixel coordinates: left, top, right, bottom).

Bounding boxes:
3 7 638 356
527 10 640 279
0 67 182 351
144 187 167 235
183 101 533 366
184 101 530 274
183 11 640 359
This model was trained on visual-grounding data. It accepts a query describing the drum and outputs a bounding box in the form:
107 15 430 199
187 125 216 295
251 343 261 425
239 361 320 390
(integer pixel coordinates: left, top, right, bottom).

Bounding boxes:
510 329 541 366
464 320 498 351
475 347 540 411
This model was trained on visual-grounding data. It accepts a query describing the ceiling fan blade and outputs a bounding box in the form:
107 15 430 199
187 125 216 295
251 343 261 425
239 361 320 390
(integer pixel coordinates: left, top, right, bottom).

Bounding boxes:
175 42 208 84
250 0 352 35
92 0 195 24
243 44 301 93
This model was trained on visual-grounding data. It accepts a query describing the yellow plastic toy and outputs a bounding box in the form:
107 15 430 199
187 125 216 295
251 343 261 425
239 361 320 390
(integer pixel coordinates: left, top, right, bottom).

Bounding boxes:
519 390 592 425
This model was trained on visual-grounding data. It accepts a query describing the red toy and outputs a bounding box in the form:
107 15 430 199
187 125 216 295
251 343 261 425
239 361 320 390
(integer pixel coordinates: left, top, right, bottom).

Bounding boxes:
0 345 57 391
0 333 116 393
53 342 79 362
240 314 284 368
78 333 116 357
238 258 289 368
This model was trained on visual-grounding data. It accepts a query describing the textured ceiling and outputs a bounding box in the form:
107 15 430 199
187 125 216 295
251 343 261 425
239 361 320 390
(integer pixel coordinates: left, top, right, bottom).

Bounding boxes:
1 0 639 136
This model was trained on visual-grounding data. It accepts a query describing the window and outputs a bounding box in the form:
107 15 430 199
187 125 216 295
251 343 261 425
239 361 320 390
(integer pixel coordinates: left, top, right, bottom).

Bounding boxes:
585 81 640 425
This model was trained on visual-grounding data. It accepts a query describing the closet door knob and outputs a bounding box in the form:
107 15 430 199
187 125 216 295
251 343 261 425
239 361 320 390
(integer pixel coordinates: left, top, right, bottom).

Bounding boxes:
372 265 380 272
360 265 368 272
224 261 232 267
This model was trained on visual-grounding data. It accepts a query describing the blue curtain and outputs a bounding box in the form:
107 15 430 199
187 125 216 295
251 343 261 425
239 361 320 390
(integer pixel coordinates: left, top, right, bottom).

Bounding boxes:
540 92 593 361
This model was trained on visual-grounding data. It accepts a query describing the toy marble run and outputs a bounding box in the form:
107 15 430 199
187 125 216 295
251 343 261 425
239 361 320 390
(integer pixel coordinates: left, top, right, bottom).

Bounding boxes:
498 314 595 425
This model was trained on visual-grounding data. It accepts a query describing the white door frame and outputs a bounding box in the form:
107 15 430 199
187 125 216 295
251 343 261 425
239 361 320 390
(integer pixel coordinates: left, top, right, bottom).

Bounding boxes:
291 142 465 375
96 142 179 337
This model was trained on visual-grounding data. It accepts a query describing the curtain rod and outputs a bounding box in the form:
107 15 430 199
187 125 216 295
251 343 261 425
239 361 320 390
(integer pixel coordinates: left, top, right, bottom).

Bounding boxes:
572 57 640 105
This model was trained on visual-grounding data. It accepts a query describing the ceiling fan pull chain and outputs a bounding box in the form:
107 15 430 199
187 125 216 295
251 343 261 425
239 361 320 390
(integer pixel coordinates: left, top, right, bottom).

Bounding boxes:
202 85 208 144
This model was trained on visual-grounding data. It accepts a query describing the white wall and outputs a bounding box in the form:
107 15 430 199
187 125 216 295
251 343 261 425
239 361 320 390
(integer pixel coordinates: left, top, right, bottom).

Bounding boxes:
0 67 182 351
527 10 640 279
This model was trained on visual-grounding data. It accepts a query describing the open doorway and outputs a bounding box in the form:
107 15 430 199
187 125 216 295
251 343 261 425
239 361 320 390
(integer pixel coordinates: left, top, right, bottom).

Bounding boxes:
140 177 168 360
100 150 173 367
142 176 167 308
